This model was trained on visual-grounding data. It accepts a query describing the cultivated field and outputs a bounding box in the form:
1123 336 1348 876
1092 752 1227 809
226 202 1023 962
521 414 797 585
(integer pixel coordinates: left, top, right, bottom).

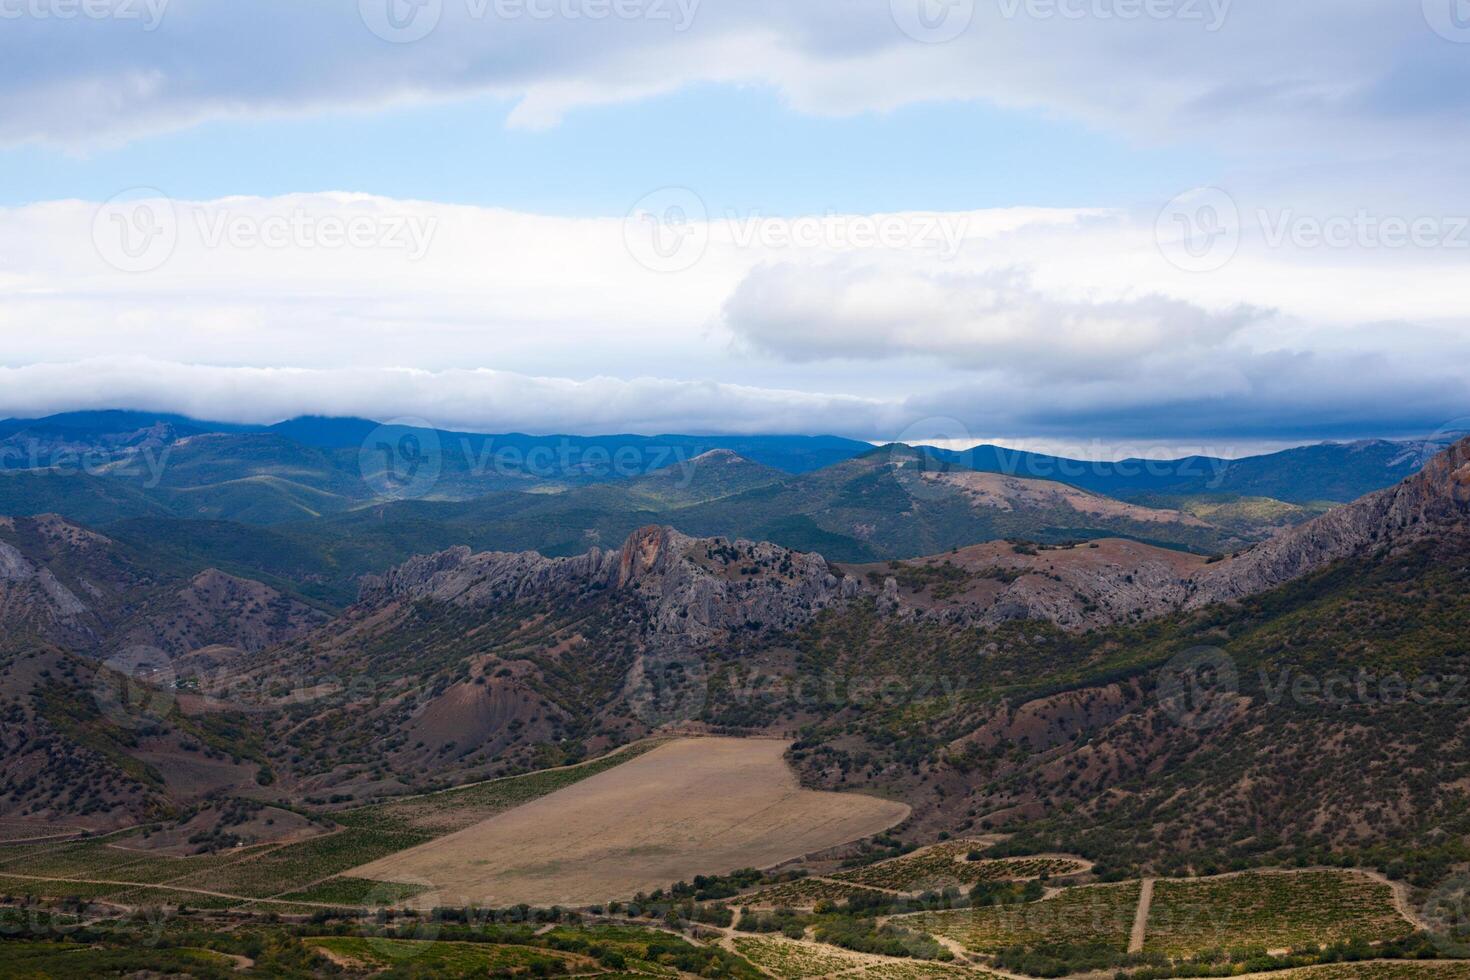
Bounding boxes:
831 844 1088 893
349 737 910 907
1143 870 1414 955
0 742 658 911
903 881 1141 952
307 936 596 975
1250 966 1470 980
730 935 984 979
741 875 895 909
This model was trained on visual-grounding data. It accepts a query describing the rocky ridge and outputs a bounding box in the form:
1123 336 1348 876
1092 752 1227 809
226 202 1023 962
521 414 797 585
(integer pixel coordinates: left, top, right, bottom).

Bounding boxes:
1188 434 1470 606
360 524 862 645
354 438 1470 638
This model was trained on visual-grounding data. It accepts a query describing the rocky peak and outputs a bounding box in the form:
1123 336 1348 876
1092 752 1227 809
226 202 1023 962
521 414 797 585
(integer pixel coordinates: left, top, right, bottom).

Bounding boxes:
616 524 689 587
1189 435 1470 605
689 448 744 464
358 525 862 644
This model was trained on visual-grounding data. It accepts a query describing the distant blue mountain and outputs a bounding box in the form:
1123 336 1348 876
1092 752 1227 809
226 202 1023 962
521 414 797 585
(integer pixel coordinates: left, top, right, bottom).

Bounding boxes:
0 409 261 440
917 439 1432 504
0 410 873 478
0 410 1442 513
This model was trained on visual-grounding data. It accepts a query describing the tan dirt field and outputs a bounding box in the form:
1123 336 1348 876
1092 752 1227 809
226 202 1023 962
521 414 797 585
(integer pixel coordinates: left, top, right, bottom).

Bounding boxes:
347 737 910 907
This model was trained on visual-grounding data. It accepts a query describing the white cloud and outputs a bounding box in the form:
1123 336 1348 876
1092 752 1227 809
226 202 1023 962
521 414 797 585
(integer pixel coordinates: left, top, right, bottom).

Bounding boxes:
722 262 1267 379
0 358 898 437
4 0 1467 190
0 191 1467 444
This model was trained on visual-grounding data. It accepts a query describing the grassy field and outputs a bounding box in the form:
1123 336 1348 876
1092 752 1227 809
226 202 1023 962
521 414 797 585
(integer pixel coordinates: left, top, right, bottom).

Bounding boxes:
904 881 1141 953
348 738 910 907
0 742 658 911
339 739 663 836
1143 870 1413 955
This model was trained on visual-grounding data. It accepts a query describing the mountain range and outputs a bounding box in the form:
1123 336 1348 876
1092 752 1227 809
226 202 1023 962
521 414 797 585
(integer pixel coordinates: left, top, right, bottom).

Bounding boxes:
0 411 1448 606
0 411 1464 875
4 410 1470 883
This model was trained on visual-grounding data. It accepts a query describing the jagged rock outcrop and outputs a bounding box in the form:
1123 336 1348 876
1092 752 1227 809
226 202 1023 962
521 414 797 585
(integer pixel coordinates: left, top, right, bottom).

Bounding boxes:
359 524 862 644
358 543 620 607
1188 435 1470 605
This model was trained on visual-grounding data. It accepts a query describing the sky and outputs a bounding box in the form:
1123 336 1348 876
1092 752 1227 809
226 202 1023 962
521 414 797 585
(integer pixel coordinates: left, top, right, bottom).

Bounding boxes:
0 0 1468 458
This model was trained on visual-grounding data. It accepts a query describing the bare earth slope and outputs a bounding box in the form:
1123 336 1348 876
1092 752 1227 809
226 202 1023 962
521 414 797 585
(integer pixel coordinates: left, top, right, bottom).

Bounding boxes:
349 736 909 907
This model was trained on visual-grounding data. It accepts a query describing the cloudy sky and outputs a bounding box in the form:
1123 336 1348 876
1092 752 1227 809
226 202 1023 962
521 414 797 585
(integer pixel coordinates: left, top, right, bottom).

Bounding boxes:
1 0 1467 457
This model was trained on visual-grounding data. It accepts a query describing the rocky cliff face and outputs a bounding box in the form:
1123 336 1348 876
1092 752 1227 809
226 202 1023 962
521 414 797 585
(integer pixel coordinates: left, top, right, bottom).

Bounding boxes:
358 542 619 607
1188 435 1470 606
360 524 862 645
853 537 1207 632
